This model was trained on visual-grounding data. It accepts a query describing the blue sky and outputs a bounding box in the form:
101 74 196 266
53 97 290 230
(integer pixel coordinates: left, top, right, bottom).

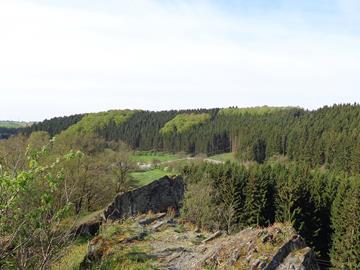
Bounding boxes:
1 0 360 121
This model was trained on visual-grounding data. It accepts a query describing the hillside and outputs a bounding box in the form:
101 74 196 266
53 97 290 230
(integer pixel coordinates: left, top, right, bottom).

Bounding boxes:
0 121 31 128
3 104 360 269
0 121 31 139
58 214 318 270
19 104 360 175
53 176 319 270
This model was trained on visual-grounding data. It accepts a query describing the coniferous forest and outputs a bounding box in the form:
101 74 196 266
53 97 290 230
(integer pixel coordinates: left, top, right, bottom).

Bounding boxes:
22 104 360 175
1 104 360 269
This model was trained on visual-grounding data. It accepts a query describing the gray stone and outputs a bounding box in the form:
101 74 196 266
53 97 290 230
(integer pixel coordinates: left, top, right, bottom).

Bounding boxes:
104 175 185 220
264 235 320 270
73 220 101 237
202 230 223 244
138 212 166 225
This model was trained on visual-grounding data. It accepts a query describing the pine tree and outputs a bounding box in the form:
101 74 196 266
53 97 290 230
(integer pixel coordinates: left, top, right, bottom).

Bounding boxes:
244 165 274 226
331 177 360 269
274 164 302 224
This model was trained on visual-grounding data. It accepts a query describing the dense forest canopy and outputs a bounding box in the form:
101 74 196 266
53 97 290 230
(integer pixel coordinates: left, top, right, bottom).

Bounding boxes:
16 104 360 174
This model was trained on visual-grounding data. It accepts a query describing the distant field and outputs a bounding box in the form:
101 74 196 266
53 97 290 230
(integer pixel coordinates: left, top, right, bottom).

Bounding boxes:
130 169 169 186
209 152 237 162
0 121 30 128
130 151 181 163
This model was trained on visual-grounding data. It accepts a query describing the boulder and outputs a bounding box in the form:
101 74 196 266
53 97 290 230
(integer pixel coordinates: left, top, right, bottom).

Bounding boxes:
264 234 319 270
73 220 102 237
104 175 185 220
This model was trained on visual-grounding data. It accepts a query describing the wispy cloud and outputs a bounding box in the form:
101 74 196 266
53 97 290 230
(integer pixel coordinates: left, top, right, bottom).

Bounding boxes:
1 0 360 120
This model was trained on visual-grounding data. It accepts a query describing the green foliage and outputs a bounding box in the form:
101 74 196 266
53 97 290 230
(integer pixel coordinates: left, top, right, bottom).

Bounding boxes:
22 104 360 175
244 165 274 227
160 113 211 134
98 247 158 270
181 175 222 230
23 114 84 137
0 134 28 175
64 110 136 135
8 103 360 268
130 151 180 163
181 162 248 232
54 135 135 214
331 177 360 269
218 106 295 116
51 241 88 270
180 161 341 262
274 164 304 224
0 144 74 269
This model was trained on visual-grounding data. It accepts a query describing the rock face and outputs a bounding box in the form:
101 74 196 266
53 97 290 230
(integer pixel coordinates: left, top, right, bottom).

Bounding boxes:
73 220 102 237
104 175 185 220
80 214 320 270
278 247 319 270
176 224 320 270
77 176 320 269
264 234 319 270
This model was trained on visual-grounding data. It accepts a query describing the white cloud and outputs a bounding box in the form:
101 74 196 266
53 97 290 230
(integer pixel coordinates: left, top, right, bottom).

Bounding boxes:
0 0 360 120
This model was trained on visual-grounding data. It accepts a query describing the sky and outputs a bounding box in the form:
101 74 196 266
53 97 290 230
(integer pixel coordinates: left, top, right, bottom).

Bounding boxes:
1 0 360 121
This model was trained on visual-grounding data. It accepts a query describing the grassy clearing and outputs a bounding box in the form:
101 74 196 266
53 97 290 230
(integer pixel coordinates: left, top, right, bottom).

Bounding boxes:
130 151 180 164
95 243 159 270
130 169 169 186
0 121 30 128
51 240 88 270
209 152 237 162
94 218 159 269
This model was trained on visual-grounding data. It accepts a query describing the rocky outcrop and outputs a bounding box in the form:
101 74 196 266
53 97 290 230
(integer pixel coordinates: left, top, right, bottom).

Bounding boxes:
73 219 102 237
80 236 109 269
104 175 185 220
79 213 319 270
264 234 320 270
161 223 320 270
278 247 319 270
75 176 320 270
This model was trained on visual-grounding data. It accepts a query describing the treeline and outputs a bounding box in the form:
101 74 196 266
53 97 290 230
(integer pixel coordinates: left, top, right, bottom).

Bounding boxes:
233 104 360 175
97 107 302 156
23 113 84 137
97 108 220 152
3 104 360 268
0 127 18 139
18 107 300 156
18 104 360 175
180 162 359 267
100 103 360 175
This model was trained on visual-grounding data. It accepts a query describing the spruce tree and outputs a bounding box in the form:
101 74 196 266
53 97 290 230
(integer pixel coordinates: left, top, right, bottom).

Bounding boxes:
331 177 360 269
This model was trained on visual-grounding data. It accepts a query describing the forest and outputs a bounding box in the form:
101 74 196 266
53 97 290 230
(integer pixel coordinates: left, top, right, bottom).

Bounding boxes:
1 103 360 269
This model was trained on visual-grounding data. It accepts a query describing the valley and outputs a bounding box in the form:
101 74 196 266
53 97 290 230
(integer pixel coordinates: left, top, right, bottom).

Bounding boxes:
1 104 360 269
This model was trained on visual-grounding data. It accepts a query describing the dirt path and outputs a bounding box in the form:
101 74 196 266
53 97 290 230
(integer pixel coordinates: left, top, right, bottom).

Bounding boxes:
158 157 225 166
